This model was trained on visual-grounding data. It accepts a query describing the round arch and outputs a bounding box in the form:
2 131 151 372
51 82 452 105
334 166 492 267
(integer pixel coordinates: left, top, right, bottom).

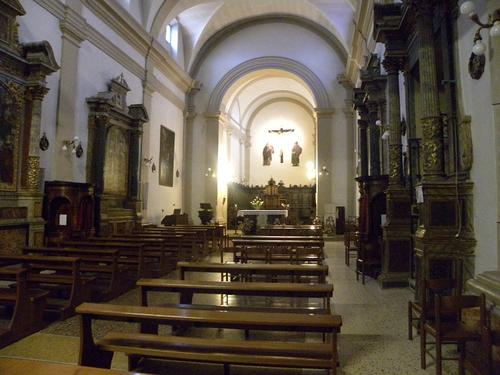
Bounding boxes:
207 56 332 114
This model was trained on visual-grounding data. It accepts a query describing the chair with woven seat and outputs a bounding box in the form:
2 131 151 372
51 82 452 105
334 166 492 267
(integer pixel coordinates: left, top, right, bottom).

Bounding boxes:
464 320 500 375
344 225 359 266
355 239 381 285
421 293 486 375
408 278 457 340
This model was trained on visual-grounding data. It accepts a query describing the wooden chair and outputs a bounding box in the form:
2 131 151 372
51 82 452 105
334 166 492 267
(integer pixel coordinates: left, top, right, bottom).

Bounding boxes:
355 240 381 284
344 228 359 267
464 321 500 375
408 278 457 340
421 293 486 375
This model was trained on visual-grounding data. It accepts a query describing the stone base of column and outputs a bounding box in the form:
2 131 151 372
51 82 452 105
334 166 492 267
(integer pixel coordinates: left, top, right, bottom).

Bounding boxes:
467 271 500 305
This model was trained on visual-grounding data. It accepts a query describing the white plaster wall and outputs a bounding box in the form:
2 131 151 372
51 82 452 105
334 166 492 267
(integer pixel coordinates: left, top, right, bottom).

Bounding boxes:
18 0 62 182
189 22 351 220
249 101 315 186
456 0 498 274
73 41 143 183
145 93 184 224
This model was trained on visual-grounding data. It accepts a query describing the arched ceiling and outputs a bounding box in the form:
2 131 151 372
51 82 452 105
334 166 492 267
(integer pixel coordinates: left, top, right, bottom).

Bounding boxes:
143 0 357 70
219 69 315 133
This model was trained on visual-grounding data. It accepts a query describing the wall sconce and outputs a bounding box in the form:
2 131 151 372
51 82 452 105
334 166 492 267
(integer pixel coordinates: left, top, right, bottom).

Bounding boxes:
205 167 216 178
39 132 49 151
62 136 83 158
460 1 500 79
318 166 330 176
375 119 390 140
143 157 156 173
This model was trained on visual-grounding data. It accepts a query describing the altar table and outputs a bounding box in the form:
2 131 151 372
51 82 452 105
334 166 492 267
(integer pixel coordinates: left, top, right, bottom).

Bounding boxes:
237 209 288 228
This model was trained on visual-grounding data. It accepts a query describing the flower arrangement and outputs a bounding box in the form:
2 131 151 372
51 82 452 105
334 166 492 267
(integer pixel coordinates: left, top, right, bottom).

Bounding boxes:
250 196 264 210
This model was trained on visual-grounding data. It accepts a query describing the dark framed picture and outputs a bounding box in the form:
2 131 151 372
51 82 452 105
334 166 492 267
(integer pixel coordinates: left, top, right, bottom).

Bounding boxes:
159 126 175 187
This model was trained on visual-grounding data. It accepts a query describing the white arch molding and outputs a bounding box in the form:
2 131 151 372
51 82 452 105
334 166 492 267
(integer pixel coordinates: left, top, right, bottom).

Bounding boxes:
207 56 332 114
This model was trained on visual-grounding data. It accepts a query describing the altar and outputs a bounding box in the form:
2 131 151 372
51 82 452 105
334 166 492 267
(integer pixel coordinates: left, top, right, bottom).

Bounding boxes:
237 209 288 232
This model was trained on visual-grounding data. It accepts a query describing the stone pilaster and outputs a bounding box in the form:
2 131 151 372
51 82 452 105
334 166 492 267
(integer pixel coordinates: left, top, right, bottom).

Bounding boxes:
315 109 335 219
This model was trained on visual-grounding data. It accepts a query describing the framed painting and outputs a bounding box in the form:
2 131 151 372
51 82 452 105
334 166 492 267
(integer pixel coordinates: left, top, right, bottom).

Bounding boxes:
159 126 175 187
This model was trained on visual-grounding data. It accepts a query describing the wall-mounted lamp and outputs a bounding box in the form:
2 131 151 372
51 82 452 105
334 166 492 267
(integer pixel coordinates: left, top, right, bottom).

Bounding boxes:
318 166 330 176
39 132 49 151
375 119 390 140
143 157 156 173
460 1 500 79
205 167 216 178
62 136 83 158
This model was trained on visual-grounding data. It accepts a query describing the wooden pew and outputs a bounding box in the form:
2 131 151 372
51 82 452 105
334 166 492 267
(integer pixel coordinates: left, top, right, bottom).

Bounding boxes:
98 236 179 273
258 225 323 236
137 278 332 310
177 261 329 283
76 302 342 374
60 240 149 279
229 238 325 264
24 247 130 300
0 255 94 319
0 358 147 375
135 228 209 256
120 232 199 262
0 268 48 348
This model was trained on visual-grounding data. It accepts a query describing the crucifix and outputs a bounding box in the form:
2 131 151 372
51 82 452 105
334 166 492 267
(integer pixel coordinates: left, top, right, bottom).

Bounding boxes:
268 127 294 163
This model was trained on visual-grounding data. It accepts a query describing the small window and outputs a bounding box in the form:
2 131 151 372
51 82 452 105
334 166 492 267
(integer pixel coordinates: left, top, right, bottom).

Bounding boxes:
165 24 172 45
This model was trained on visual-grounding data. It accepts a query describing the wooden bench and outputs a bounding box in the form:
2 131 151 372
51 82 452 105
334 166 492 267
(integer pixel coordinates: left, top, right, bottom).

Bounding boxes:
76 302 342 374
0 268 48 348
229 238 324 264
99 236 179 274
177 261 329 283
135 228 210 256
24 247 130 300
137 278 332 309
258 225 323 236
0 255 95 319
60 240 150 279
0 358 147 375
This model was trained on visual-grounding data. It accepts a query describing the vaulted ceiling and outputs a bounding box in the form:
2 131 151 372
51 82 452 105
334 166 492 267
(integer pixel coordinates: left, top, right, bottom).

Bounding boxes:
119 0 364 69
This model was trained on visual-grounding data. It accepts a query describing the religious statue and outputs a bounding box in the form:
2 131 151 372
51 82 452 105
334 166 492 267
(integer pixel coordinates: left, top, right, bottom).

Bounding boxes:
291 141 302 166
263 142 274 166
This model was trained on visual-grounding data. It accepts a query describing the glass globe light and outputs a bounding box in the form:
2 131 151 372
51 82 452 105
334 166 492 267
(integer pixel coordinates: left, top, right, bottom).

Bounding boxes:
375 120 382 126
472 39 486 55
490 21 500 38
460 1 476 17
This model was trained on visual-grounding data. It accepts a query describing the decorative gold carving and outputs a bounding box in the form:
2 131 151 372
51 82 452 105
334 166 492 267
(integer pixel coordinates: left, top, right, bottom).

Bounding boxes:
421 117 442 174
0 81 22 191
458 116 473 172
0 207 27 219
34 201 42 217
389 144 402 182
26 155 40 191
382 56 405 75
26 85 49 101
0 226 27 255
33 231 44 247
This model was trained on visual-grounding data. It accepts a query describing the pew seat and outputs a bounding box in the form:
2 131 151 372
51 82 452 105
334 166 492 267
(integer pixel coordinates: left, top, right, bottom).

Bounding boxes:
76 303 341 374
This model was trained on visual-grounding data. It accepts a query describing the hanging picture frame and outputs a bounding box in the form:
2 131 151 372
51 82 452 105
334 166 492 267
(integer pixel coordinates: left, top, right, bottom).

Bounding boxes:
159 126 175 187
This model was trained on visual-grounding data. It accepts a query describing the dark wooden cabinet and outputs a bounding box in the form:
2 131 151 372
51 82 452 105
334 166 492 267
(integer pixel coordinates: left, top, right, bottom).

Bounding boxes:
43 181 95 245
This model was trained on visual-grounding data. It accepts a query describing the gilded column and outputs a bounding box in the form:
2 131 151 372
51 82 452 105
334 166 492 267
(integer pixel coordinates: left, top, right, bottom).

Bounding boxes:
26 85 49 191
414 0 443 179
383 57 405 187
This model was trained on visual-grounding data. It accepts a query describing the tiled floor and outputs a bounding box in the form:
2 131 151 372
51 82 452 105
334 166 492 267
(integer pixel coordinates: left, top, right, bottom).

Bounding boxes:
0 240 456 374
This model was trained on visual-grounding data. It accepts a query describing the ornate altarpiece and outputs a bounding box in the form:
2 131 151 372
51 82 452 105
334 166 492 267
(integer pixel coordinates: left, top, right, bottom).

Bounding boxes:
0 0 59 252
86 75 148 235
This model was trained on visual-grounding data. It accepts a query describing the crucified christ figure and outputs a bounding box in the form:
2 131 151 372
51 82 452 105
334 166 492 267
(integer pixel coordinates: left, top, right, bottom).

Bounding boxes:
268 127 294 164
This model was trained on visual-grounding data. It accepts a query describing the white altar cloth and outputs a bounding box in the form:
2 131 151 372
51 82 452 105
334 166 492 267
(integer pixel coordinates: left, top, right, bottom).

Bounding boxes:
237 209 288 217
